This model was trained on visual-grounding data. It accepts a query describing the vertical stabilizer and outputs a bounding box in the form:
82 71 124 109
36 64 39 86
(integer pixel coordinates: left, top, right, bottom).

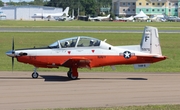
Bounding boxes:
140 26 162 55
63 7 69 16
107 14 110 18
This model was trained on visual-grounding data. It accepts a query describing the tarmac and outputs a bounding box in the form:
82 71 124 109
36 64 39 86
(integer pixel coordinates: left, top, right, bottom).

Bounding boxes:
0 71 180 110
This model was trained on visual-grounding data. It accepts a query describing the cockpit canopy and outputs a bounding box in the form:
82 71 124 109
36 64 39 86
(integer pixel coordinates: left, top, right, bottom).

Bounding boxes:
48 36 101 48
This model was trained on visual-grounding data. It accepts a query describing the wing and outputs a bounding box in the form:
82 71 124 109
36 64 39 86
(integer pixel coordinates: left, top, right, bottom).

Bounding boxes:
61 57 92 68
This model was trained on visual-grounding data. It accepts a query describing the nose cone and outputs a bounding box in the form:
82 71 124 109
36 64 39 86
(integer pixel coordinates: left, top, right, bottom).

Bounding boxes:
6 50 15 57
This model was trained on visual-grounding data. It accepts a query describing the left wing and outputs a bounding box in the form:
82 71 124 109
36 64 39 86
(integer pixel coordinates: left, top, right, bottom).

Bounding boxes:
61 57 92 68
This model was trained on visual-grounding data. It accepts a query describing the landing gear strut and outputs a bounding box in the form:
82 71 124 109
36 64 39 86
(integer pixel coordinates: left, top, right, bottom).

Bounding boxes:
67 68 78 80
32 67 39 78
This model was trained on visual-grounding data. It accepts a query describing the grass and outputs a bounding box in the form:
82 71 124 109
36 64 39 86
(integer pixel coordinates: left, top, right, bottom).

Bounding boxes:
1 32 180 72
0 20 180 31
34 104 180 110
0 20 179 72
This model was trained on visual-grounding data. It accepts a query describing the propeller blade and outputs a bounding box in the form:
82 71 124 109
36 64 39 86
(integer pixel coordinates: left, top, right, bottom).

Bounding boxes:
12 37 14 51
12 57 14 71
12 38 15 71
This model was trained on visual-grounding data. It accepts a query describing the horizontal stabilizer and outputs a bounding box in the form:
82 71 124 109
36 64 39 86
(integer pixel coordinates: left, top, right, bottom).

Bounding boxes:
110 65 116 70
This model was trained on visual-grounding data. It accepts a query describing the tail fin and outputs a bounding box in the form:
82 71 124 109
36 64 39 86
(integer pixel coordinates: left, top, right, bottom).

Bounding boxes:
63 7 69 16
107 14 110 18
140 26 162 55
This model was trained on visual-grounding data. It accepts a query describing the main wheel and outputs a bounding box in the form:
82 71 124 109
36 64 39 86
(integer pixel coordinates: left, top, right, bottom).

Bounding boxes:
32 72 39 79
67 71 78 80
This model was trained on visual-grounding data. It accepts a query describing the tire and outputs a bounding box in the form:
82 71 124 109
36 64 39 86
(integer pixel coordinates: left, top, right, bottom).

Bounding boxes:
67 71 71 78
67 71 78 80
32 72 39 79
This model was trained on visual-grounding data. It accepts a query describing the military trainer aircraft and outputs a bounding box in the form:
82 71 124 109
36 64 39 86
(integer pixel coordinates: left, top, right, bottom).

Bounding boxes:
6 26 166 80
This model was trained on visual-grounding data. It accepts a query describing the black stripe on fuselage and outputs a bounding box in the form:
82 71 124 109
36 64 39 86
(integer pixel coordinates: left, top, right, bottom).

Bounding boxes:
15 46 58 50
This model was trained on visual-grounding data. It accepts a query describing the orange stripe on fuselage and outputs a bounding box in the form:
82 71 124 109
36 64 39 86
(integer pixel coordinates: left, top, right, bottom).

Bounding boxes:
16 55 166 68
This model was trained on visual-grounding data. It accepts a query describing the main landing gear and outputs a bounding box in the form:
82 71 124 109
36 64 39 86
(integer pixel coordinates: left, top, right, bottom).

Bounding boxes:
67 68 78 80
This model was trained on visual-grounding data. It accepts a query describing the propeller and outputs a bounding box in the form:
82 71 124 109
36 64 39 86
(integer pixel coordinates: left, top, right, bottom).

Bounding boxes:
7 38 27 71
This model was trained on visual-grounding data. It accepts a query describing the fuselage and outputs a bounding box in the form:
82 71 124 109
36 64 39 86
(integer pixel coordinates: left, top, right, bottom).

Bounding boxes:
12 46 165 69
32 13 65 19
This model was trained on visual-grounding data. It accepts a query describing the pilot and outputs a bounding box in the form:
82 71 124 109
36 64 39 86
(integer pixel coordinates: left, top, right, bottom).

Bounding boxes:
70 41 76 47
64 41 70 47
89 40 94 46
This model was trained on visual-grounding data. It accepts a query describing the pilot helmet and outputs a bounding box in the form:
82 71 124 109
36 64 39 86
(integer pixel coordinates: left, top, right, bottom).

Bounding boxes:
65 41 70 46
90 39 94 44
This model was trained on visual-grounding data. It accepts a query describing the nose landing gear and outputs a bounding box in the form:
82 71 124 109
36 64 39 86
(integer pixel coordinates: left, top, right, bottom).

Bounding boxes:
32 67 39 78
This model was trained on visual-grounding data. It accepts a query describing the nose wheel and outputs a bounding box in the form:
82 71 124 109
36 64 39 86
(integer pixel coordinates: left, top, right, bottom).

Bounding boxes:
32 72 39 78
32 67 39 78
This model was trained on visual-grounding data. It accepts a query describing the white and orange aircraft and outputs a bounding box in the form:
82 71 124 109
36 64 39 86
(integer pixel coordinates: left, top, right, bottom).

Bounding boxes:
6 26 166 80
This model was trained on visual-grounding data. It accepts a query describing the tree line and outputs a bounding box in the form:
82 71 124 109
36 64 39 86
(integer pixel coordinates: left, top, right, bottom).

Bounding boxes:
0 0 112 16
46 0 111 16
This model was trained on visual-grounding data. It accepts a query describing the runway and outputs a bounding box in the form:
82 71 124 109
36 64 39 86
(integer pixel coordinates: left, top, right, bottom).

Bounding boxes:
0 71 180 110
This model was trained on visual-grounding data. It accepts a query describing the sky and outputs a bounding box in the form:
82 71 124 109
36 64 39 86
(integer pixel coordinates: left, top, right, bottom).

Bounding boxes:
2 0 34 2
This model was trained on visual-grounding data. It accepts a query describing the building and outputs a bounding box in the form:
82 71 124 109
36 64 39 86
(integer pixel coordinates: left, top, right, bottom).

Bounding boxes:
112 0 137 16
112 0 180 17
136 0 168 15
100 7 111 15
178 0 180 17
167 0 179 16
0 11 6 20
0 5 62 20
